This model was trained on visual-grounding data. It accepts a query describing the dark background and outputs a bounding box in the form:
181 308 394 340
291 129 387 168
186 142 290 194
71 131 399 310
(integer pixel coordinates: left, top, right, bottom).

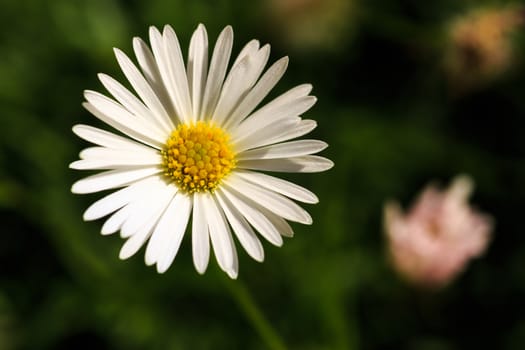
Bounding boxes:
1 0 524 349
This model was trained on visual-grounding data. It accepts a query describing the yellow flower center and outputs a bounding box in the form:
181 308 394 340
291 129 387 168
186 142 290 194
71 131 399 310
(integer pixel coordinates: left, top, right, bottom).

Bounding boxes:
161 121 236 193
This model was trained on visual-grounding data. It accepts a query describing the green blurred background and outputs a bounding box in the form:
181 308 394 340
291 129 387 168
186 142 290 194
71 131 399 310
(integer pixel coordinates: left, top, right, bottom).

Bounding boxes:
1 0 525 349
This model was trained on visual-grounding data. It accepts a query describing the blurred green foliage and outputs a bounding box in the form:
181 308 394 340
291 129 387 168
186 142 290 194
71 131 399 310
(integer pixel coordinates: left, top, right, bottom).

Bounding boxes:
1 0 525 349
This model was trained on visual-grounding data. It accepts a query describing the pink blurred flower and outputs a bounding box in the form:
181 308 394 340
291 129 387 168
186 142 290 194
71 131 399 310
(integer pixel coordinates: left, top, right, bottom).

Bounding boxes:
384 175 493 289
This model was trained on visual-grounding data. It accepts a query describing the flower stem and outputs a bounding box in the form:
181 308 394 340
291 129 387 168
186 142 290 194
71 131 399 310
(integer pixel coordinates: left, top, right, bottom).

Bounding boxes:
224 278 287 350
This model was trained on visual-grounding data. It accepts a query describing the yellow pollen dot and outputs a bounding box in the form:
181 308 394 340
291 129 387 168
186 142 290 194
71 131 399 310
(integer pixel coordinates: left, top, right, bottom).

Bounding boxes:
161 121 236 193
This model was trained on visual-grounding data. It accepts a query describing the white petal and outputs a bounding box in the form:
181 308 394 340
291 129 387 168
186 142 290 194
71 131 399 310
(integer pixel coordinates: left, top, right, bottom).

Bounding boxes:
156 193 193 273
70 147 161 170
220 186 283 246
237 155 334 173
200 26 233 121
72 124 154 151
79 146 158 160
216 189 264 262
212 44 270 126
144 191 189 267
83 176 158 221
71 167 161 194
234 170 318 204
225 174 312 224
228 250 239 279
101 204 134 235
133 37 162 85
148 26 183 124
70 159 154 170
264 209 294 237
113 49 174 131
119 226 150 260
202 192 238 278
232 83 312 133
83 99 164 149
120 180 176 238
242 43 269 84
233 117 301 153
238 139 328 161
231 39 259 68
261 83 313 109
132 36 173 112
97 73 169 133
223 56 289 130
232 95 317 143
119 209 160 260
211 56 250 126
272 119 317 142
241 119 318 151
192 193 210 274
187 24 208 121
162 25 193 122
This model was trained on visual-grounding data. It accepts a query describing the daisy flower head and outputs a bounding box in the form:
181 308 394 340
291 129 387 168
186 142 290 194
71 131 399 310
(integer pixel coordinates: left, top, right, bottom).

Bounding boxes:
71 24 333 279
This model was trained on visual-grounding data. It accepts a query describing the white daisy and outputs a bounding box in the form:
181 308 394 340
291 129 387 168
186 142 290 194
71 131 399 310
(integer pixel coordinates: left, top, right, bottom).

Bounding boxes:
71 24 333 279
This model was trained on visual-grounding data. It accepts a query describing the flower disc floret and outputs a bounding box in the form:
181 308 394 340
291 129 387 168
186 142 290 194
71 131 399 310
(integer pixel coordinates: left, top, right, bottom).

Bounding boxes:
162 121 236 193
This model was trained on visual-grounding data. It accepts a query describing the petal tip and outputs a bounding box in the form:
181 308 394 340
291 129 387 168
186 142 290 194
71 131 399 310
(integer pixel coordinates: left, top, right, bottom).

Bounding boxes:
222 25 234 37
163 24 176 36
113 47 124 57
156 263 169 274
72 124 82 133
100 223 117 236
195 265 207 275
144 253 156 266
253 251 265 263
119 250 136 261
226 268 238 279
70 182 82 194
149 25 160 34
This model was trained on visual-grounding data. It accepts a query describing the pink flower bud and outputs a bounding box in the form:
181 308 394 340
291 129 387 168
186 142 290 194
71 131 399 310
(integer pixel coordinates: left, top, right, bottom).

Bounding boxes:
384 175 493 289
